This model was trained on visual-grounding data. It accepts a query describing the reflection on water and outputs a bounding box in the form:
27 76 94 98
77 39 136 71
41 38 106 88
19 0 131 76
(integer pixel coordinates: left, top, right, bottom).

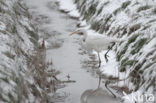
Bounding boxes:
80 88 117 103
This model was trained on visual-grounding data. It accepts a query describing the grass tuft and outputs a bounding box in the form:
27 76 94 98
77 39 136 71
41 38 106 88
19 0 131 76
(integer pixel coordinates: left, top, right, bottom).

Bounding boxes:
121 1 131 9
129 24 141 34
113 8 122 15
153 8 156 14
137 5 151 12
91 21 100 31
131 38 147 55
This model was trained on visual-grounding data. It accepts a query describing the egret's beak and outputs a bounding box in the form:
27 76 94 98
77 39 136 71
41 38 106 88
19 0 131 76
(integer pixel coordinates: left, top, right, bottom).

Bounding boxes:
70 31 77 36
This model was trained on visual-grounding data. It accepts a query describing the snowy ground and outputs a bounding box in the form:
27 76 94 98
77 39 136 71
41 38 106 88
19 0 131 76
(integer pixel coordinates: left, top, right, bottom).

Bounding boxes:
26 0 121 103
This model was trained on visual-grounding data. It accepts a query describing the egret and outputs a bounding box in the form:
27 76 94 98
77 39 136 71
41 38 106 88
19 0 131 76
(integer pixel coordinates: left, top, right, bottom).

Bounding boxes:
70 28 120 67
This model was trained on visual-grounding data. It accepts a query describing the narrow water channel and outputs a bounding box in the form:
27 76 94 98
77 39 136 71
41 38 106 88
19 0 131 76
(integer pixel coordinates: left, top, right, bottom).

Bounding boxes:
26 0 120 103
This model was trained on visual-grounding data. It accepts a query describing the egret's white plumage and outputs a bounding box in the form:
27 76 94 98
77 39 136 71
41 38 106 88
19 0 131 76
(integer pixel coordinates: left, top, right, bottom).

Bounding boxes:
71 28 120 67
83 33 119 52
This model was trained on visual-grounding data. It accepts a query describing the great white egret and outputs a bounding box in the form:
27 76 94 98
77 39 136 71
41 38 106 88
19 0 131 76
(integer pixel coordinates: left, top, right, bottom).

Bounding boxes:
70 28 120 67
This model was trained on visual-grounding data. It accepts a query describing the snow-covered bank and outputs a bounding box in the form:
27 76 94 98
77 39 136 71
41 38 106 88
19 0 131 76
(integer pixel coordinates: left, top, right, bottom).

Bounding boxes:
57 0 156 102
0 0 61 102
0 0 38 102
56 0 80 18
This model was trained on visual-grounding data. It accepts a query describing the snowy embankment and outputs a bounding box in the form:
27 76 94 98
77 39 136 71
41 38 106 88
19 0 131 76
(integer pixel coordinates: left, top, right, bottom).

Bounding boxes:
57 0 156 102
56 0 80 18
0 0 60 102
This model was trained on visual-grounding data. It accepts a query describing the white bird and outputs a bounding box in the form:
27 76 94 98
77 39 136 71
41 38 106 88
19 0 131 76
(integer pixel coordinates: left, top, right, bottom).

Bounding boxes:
70 28 120 67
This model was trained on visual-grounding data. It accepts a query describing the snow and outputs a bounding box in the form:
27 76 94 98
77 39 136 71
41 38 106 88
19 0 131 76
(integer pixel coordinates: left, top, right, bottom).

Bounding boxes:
142 38 156 52
0 21 6 31
101 0 121 14
0 0 47 102
100 51 119 77
57 0 75 12
56 0 80 18
114 11 131 26
68 9 80 18
78 20 87 27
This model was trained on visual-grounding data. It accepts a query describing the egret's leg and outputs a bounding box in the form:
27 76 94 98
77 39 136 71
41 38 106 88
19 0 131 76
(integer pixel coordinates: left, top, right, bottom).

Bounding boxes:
104 42 116 62
105 80 116 98
105 51 109 63
97 52 101 68
98 76 101 88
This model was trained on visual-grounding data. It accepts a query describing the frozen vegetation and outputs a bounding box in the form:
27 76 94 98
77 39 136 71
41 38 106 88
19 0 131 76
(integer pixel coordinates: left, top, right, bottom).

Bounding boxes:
0 0 62 102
